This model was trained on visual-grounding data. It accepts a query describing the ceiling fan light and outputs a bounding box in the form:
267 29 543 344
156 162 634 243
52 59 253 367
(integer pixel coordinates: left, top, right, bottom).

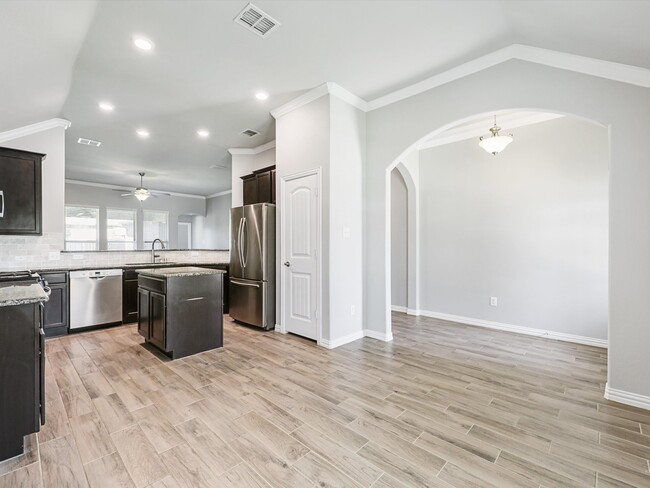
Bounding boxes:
134 188 150 201
479 134 513 155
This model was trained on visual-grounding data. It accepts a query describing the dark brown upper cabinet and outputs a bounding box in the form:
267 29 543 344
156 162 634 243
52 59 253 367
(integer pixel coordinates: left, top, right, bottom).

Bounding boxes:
241 165 276 205
0 146 44 235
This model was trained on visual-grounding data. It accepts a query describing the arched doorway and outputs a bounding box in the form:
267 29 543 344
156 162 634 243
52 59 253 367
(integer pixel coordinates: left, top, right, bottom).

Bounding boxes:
385 110 609 346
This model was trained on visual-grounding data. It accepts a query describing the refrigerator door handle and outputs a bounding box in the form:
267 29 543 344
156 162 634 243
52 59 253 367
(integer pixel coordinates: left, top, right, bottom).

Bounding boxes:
237 217 244 268
241 218 248 268
230 278 260 288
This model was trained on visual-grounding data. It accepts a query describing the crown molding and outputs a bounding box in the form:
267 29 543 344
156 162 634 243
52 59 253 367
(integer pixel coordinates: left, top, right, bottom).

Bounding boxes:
327 82 368 112
206 189 232 199
269 45 650 118
368 44 650 111
418 111 564 150
65 179 207 200
270 83 330 119
270 82 368 119
228 140 276 155
0 118 71 143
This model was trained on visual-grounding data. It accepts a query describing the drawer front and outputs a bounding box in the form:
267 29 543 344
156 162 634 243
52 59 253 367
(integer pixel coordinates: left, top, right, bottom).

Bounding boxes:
40 272 66 284
138 275 166 294
123 269 139 280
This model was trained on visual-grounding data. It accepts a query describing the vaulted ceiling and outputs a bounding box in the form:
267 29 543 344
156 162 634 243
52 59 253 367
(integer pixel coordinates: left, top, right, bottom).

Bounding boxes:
1 1 649 195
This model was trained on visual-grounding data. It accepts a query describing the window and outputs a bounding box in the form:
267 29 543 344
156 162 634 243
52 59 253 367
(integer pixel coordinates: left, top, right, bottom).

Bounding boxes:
143 210 169 248
107 208 136 250
65 206 99 251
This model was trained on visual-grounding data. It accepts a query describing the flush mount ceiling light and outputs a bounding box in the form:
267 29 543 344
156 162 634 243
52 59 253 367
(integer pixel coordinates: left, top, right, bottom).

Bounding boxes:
98 101 114 112
197 129 210 138
255 92 269 100
136 129 150 138
479 116 513 155
132 35 155 51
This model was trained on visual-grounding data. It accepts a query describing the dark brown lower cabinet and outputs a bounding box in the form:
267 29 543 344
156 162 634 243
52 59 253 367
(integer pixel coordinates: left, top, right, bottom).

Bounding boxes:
0 301 45 461
123 270 139 323
137 271 223 359
149 291 166 350
39 272 68 337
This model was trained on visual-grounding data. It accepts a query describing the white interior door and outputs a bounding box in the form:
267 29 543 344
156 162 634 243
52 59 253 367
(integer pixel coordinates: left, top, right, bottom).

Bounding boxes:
282 171 319 340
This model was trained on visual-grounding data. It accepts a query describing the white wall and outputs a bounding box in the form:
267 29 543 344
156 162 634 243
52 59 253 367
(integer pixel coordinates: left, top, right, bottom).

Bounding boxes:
417 116 608 340
364 59 650 399
276 95 331 336
329 95 365 342
391 169 408 308
193 193 231 249
230 147 276 207
65 182 206 249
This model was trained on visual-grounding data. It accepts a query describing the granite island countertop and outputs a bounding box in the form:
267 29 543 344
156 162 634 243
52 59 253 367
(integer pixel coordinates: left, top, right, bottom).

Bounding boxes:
0 283 49 307
136 266 227 278
29 261 229 273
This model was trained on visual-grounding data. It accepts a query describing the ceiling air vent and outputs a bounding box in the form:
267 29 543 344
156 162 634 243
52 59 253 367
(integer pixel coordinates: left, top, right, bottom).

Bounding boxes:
77 138 101 147
234 3 280 37
241 129 259 137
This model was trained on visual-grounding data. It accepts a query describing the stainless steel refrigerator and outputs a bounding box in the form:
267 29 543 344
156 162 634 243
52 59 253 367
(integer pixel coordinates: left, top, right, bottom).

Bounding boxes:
229 203 276 329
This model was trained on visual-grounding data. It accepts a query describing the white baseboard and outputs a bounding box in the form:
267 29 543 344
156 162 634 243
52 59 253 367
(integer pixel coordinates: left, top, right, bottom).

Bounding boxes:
320 330 365 349
363 329 393 342
391 305 407 313
605 383 650 411
411 309 608 349
274 324 286 334
406 308 419 316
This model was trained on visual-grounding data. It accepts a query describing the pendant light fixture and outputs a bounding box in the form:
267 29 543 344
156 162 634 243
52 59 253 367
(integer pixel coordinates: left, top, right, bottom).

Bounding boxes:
479 115 513 155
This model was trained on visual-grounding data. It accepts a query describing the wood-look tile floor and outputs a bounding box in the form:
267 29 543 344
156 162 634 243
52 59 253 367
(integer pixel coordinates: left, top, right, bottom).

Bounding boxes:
2 313 650 488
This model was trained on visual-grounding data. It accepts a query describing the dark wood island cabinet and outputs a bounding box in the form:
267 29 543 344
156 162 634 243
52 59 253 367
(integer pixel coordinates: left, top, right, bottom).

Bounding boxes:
137 267 224 359
0 282 48 461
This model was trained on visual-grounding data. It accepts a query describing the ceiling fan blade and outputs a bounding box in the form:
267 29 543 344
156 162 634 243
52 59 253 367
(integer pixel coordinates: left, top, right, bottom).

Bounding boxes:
150 191 171 197
112 188 131 192
120 193 133 197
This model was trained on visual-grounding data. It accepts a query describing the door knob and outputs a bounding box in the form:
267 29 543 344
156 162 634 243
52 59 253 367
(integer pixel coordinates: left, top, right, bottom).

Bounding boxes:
284 261 291 267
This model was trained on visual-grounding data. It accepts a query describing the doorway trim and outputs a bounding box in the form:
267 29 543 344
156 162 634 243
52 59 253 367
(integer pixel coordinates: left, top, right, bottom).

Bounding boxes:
178 221 192 249
279 167 323 346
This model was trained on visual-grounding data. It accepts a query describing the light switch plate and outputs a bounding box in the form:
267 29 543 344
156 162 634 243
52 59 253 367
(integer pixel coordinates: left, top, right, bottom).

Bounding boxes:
490 296 498 307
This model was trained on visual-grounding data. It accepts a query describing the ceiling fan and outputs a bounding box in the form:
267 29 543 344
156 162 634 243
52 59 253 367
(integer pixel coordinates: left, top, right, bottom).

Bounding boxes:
112 172 170 201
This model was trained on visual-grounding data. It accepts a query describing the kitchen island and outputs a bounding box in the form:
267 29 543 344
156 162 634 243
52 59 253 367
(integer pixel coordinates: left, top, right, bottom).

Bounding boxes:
0 280 48 461
136 267 224 359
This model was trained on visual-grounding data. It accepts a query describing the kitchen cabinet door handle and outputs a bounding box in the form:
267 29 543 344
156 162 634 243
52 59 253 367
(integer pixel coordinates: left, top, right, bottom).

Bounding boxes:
0 190 4 218
184 297 205 302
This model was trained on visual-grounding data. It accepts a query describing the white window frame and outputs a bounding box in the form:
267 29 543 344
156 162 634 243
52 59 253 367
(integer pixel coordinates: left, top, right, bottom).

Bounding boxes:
106 207 137 251
64 205 100 251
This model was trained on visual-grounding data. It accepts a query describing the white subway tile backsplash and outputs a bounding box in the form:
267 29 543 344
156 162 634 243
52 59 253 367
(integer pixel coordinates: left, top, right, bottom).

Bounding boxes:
0 232 229 271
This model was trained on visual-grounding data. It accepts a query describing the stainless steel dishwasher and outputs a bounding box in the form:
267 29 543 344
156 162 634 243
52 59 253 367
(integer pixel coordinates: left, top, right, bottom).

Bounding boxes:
69 269 123 330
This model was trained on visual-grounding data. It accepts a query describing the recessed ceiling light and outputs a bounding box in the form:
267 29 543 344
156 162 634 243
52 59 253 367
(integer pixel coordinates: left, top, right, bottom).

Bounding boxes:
98 101 114 112
136 129 150 138
255 92 269 100
197 129 210 138
132 35 155 51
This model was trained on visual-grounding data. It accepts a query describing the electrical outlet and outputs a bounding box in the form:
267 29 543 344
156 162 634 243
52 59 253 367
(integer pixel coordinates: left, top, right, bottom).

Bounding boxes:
73 254 84 260
15 255 26 261
350 304 356 316
48 251 61 261
490 296 498 307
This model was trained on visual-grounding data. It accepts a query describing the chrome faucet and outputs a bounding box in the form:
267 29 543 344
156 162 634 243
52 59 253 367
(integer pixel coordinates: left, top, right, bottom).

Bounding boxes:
151 238 165 263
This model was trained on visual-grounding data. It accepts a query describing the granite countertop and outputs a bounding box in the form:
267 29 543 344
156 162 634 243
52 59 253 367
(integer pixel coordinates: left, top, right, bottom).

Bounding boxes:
0 283 49 307
32 262 229 273
137 266 227 278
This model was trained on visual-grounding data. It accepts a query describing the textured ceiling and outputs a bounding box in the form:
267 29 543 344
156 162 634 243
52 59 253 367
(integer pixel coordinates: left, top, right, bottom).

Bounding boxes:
1 0 649 195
